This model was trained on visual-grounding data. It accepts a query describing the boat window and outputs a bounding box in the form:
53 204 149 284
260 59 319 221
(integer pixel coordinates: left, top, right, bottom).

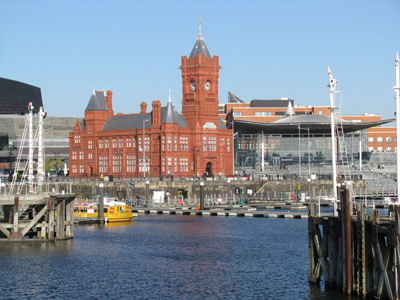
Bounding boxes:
104 208 108 213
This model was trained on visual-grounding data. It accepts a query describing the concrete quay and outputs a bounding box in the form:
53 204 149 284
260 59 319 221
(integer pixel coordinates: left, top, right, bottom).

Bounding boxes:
133 206 310 219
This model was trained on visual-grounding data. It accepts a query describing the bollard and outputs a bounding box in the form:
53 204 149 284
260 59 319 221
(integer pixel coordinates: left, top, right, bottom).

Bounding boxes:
99 183 104 221
200 181 204 210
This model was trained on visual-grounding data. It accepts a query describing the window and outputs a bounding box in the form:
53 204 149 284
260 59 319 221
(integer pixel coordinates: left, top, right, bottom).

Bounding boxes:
203 137 207 151
127 155 136 172
112 153 122 173
99 139 104 149
88 140 93 149
88 153 93 159
208 136 216 151
72 165 77 173
233 112 241 117
72 151 77 160
79 165 84 173
368 146 374 152
377 137 383 143
79 151 84 160
368 137 374 143
180 136 188 151
126 138 132 148
255 112 272 116
377 146 383 152
227 138 230 152
318 111 323 115
179 158 188 172
386 137 392 143
119 138 124 148
105 139 110 149
386 147 392 152
99 155 109 173
112 138 117 148
74 135 81 144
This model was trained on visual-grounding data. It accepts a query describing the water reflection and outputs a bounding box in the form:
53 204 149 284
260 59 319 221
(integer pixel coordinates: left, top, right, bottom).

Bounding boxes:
0 215 357 299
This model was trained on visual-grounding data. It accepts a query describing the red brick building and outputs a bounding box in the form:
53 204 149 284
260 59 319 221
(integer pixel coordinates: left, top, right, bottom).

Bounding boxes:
69 29 233 180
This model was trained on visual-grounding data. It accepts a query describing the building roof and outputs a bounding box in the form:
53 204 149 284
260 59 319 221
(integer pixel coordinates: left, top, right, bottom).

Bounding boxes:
102 113 152 131
250 99 294 108
0 77 43 114
102 103 188 131
85 91 108 111
233 115 395 135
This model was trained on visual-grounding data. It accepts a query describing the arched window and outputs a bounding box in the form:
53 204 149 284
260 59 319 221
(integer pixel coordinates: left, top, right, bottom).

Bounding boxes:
99 139 104 149
105 139 110 149
119 138 124 148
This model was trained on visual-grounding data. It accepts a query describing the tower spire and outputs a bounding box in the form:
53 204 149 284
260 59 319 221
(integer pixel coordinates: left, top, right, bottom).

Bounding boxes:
168 89 172 103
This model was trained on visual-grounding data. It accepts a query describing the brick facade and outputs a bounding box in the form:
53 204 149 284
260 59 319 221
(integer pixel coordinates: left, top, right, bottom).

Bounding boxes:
69 33 233 180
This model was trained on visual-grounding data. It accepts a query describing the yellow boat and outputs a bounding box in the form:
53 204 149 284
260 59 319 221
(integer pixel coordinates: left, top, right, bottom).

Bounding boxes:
74 202 137 222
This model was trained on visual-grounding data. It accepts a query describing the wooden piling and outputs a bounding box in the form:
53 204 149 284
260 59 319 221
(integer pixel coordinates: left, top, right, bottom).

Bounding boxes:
308 183 400 299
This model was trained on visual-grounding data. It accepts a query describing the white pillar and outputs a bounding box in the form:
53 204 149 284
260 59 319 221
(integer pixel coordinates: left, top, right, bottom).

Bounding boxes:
38 107 45 188
328 67 338 215
28 102 34 193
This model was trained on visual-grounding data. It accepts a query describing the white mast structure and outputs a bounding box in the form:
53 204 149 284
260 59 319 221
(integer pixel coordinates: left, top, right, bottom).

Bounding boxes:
328 67 338 215
28 102 34 193
37 106 45 189
395 53 400 202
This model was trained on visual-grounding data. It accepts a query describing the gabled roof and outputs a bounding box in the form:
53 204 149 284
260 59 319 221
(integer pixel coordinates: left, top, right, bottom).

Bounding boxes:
85 91 108 111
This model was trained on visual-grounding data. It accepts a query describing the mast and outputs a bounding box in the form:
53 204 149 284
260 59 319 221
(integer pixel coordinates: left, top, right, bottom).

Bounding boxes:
395 53 400 202
328 67 338 215
38 107 45 189
28 102 34 193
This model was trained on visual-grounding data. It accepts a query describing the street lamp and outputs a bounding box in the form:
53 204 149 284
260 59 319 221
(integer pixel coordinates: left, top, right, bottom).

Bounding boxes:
143 119 148 179
193 148 200 178
226 120 235 175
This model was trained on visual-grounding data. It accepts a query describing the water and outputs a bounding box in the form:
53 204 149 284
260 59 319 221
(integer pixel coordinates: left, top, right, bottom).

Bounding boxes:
0 215 353 300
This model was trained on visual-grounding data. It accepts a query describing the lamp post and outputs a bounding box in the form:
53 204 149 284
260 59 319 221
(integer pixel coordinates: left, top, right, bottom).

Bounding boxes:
143 119 148 179
193 148 200 178
226 120 235 175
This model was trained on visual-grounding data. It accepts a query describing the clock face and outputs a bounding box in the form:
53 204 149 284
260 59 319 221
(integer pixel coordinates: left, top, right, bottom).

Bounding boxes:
190 81 196 91
205 81 210 90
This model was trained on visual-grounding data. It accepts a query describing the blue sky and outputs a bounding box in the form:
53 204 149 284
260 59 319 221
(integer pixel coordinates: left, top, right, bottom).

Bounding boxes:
0 0 399 120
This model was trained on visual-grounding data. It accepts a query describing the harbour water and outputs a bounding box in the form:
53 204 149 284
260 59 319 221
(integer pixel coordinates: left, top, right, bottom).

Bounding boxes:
0 215 353 299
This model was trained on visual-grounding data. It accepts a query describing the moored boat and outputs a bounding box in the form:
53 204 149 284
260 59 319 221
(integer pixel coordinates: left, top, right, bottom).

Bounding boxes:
74 197 137 222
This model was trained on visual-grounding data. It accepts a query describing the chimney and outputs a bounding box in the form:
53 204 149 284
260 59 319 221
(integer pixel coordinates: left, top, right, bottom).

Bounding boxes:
152 100 161 127
140 102 147 114
106 90 113 115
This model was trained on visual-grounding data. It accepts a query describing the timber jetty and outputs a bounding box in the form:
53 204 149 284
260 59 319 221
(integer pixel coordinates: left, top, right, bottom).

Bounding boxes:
308 182 400 299
0 193 75 242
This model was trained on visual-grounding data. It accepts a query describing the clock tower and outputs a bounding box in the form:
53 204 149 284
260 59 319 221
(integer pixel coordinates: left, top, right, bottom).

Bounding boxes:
180 22 221 129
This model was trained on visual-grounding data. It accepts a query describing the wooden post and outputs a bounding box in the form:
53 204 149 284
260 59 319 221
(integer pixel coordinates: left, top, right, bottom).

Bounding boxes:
308 203 321 283
47 197 55 240
10 196 22 239
340 183 352 294
56 199 65 240
65 198 73 238
396 206 400 299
